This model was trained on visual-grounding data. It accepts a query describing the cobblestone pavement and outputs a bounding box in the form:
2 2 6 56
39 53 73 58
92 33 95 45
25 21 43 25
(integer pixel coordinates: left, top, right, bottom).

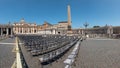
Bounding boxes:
74 39 120 68
14 38 120 68
0 38 15 68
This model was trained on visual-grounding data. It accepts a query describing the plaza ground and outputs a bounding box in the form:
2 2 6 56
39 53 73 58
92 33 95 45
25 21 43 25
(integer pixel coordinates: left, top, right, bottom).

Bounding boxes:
75 38 120 68
0 38 120 68
0 38 15 68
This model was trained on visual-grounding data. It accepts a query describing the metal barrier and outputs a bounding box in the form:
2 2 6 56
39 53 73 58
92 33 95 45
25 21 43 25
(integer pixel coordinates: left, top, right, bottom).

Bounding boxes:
64 39 81 68
11 37 28 68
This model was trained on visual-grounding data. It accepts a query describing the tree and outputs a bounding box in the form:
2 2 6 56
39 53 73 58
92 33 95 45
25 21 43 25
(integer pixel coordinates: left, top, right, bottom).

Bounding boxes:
93 26 100 28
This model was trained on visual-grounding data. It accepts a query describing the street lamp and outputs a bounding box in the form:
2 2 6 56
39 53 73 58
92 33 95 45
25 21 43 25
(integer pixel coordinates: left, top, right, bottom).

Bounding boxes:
83 22 89 29
83 22 89 36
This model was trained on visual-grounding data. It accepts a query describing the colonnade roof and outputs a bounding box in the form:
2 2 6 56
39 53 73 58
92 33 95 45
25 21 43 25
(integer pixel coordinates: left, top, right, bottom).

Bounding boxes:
0 24 13 27
112 26 120 28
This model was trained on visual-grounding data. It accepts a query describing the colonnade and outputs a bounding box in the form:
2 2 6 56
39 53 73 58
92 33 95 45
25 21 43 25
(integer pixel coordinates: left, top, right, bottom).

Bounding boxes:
14 27 37 34
0 27 13 36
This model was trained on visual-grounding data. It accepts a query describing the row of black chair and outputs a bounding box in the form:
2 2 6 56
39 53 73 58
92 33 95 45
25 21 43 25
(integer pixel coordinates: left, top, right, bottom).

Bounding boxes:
18 35 78 56
17 34 79 65
39 39 79 64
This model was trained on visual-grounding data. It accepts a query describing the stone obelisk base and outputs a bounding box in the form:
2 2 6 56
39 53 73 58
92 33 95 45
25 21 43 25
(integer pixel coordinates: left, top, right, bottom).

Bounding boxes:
67 30 73 36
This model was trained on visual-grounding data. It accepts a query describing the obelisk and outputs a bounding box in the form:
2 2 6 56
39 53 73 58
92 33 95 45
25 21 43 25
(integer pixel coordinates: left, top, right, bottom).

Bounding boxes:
67 5 72 34
68 5 72 30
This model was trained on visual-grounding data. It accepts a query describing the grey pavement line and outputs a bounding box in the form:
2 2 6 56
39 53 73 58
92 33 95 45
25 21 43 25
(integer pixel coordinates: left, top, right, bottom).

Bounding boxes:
0 43 23 45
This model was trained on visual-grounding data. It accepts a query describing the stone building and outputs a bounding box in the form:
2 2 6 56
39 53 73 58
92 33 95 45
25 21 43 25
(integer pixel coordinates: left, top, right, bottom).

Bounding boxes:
1 19 120 38
12 18 69 35
0 24 13 36
72 25 120 38
13 18 37 34
113 26 120 34
37 21 69 34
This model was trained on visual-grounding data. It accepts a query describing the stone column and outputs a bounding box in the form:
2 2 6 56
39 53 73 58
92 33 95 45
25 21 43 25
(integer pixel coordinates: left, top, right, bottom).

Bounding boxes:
30 28 31 33
29 28 31 33
1 28 3 36
28 28 29 34
33 28 34 33
24 28 25 34
31 28 32 33
7 28 9 35
11 28 13 36
17 27 18 34
16 27 18 34
18 28 20 34
22 28 23 34
32 28 33 33
19 27 20 34
23 28 24 34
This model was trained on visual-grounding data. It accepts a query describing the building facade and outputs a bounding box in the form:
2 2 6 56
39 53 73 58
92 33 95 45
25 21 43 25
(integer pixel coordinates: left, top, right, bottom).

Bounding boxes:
0 24 13 36
1 19 120 39
12 19 69 35
13 19 37 34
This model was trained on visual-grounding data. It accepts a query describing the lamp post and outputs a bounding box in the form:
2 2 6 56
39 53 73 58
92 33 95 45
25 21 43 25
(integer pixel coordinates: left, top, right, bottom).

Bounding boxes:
83 22 89 36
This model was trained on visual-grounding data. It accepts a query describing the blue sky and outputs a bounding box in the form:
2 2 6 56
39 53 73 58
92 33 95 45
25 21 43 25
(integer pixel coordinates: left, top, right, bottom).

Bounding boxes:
0 0 120 28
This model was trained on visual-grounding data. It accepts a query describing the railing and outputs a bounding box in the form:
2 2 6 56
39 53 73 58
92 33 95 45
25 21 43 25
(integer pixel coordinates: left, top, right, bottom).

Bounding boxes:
64 39 81 68
17 37 28 68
